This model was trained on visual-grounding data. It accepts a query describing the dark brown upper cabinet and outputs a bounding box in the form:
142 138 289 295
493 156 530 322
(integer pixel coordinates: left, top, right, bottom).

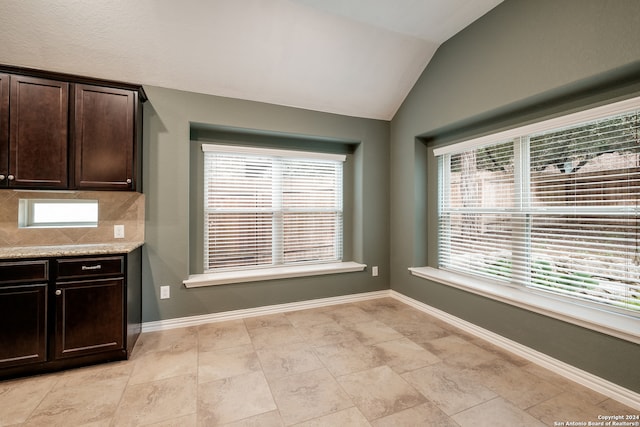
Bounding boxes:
0 65 145 191
74 84 138 190
0 74 8 184
9 75 69 189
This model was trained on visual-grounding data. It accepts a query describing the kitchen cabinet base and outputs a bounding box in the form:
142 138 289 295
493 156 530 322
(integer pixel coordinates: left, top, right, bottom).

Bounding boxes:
0 247 141 380
0 348 131 380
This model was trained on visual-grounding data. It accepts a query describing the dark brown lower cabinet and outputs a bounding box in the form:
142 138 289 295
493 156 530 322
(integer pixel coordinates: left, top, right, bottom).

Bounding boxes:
0 248 141 379
0 283 48 368
0 259 48 369
55 278 124 359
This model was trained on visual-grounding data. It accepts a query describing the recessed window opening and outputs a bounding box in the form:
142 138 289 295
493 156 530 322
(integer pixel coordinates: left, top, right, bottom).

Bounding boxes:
436 96 640 316
18 199 99 228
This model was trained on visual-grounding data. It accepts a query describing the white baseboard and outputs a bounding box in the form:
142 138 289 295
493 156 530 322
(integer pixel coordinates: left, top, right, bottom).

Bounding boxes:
389 290 640 411
141 290 390 332
140 288 639 410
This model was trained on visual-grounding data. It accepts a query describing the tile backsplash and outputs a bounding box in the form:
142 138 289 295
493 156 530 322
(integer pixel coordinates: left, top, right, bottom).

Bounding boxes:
0 190 144 247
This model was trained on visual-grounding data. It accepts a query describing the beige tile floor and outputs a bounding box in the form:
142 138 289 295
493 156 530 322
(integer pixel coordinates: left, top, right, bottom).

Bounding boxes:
0 298 636 426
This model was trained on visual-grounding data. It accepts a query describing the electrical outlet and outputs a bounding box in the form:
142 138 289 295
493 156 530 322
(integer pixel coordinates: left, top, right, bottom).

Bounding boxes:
160 286 170 299
114 224 125 239
372 266 379 277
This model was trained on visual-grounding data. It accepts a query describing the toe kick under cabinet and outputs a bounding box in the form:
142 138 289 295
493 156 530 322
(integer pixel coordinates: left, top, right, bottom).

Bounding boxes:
0 248 141 379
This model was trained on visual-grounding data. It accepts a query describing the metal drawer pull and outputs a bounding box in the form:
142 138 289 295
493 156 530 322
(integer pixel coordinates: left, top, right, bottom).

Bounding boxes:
55 290 62 296
81 264 102 271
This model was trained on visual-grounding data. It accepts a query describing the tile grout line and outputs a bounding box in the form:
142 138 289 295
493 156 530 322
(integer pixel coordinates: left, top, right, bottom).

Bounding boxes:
244 317 281 426
21 373 63 425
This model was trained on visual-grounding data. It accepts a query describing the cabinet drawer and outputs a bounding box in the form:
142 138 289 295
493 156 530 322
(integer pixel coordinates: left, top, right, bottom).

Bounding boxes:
0 260 48 284
56 256 124 280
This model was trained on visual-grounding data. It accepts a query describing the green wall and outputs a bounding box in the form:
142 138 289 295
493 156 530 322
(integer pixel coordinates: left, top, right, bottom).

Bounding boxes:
140 0 640 393
390 0 640 392
142 87 389 323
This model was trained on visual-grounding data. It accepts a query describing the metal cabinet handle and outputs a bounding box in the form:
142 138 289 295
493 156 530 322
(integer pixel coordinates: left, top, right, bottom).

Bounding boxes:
0 174 5 181
7 175 14 181
55 290 62 296
81 264 102 271
126 178 132 184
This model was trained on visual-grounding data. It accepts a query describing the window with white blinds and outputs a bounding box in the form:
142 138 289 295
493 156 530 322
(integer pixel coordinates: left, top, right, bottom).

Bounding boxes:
203 144 344 272
437 99 640 316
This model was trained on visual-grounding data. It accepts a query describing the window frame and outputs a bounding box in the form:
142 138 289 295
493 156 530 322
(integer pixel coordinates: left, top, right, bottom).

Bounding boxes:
202 143 346 272
410 95 640 344
186 141 365 287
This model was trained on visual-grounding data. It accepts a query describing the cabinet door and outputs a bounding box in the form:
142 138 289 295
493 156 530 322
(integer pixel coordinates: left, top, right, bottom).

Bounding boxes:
54 278 124 359
9 75 69 188
74 84 135 190
0 73 8 186
0 283 48 368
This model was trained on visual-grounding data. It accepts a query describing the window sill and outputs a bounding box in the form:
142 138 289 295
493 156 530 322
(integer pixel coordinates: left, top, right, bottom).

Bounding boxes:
408 266 640 345
184 261 367 288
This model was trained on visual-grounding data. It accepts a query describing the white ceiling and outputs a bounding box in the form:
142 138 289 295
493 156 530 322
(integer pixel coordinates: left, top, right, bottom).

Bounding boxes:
0 0 502 120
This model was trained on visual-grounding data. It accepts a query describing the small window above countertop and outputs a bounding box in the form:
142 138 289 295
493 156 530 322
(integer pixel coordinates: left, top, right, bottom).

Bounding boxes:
0 242 144 259
18 199 99 228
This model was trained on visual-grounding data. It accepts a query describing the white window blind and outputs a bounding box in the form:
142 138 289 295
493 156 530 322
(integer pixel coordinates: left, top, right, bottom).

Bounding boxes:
203 144 344 272
438 104 640 316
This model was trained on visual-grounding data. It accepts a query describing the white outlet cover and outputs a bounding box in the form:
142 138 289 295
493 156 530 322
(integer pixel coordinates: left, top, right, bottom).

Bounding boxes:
114 224 125 238
160 286 170 299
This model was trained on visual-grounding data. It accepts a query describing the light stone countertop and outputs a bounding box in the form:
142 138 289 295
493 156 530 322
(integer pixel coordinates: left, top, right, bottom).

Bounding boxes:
0 242 144 259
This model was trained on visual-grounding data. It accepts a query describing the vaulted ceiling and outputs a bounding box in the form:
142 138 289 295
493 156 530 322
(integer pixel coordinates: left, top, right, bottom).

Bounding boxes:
0 0 502 120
